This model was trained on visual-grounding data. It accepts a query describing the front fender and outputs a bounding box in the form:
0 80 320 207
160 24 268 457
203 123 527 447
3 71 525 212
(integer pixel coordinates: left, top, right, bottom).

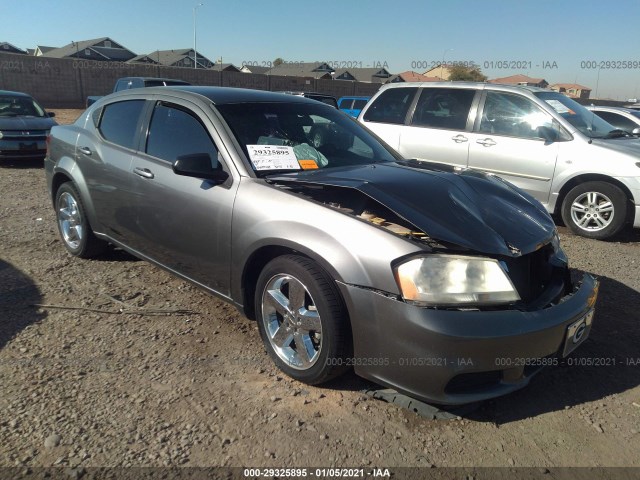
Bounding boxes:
230 179 426 305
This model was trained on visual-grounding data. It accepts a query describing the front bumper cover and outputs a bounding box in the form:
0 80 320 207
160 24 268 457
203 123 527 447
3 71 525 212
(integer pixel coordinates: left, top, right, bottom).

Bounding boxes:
337 273 598 405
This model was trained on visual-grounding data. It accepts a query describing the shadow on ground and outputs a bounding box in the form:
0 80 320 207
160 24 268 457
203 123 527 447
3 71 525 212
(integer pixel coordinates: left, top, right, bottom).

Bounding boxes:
314 272 640 422
0 158 44 169
0 259 46 350
465 273 640 424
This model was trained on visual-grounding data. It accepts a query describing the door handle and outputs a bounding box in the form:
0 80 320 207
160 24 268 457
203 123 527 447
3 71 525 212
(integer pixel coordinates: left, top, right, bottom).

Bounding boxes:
451 134 468 143
133 167 154 179
78 147 92 155
476 138 497 147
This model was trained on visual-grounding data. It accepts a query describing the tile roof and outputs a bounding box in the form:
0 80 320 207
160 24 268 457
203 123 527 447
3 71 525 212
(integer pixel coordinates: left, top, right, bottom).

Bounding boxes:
43 37 135 61
488 74 546 84
551 83 591 91
266 62 334 79
389 71 443 82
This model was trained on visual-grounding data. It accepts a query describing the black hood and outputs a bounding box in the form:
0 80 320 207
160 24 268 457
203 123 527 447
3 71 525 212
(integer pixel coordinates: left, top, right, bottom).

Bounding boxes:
268 161 556 257
0 116 57 130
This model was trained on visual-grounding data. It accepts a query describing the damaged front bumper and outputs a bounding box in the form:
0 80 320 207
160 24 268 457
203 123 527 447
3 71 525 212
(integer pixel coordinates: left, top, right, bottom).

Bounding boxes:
337 274 598 405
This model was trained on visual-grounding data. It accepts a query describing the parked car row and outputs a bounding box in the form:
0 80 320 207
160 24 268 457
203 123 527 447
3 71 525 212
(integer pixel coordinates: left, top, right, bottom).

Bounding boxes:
358 82 640 240
45 86 599 405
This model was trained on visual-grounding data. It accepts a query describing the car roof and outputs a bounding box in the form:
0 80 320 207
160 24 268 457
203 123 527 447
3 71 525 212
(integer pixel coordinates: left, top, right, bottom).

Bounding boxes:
586 105 639 114
0 90 34 98
122 85 324 105
119 77 189 83
379 81 549 93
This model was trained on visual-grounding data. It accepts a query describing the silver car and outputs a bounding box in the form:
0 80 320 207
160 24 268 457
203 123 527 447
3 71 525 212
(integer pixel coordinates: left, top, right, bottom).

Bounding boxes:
585 105 640 137
45 86 598 405
359 82 640 240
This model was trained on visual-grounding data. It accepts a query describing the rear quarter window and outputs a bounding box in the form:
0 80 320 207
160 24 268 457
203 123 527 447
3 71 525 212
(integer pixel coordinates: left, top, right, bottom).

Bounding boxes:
98 100 146 149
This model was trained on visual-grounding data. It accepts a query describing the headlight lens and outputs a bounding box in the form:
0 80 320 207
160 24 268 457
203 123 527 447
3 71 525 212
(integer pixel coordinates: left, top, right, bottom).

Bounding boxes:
0 131 4 139
394 255 520 306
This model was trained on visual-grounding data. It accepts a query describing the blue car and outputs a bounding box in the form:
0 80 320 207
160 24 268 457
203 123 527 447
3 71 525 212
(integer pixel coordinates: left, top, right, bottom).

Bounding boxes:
338 96 371 117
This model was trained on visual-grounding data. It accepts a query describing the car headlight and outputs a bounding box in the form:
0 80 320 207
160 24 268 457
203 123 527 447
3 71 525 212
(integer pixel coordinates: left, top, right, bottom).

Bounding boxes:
394 255 520 306
0 131 4 139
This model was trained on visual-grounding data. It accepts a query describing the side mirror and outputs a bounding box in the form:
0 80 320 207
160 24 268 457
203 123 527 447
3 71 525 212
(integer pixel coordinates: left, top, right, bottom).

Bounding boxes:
632 127 640 137
173 153 229 184
47 112 56 118
538 125 559 143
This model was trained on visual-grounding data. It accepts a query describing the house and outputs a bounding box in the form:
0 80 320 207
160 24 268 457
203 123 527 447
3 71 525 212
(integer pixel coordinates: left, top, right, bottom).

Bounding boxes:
43 37 136 62
0 42 27 55
333 67 393 84
387 71 442 83
127 54 160 65
266 62 335 79
211 63 241 72
550 83 591 100
33 46 56 56
136 49 214 69
488 74 549 88
424 64 456 80
240 65 271 74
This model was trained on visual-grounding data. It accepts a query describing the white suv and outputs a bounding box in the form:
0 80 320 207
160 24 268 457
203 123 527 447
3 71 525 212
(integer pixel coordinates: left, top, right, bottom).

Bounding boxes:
359 82 640 240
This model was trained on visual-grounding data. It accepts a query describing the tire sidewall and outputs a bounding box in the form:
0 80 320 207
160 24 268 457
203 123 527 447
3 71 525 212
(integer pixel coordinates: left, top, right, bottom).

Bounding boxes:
255 255 348 384
561 182 627 240
55 183 89 256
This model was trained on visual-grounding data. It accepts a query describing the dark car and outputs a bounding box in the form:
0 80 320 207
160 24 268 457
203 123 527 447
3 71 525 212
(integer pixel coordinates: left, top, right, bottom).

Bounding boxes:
86 77 192 107
45 86 598 405
0 90 57 161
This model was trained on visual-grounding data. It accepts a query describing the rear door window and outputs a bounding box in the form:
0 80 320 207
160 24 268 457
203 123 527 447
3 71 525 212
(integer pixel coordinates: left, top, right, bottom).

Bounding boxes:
363 88 418 124
339 99 353 109
353 99 368 109
98 100 146 149
411 88 475 130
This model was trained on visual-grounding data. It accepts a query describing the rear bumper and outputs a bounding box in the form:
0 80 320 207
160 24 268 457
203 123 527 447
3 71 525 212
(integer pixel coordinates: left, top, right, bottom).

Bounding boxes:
338 274 598 405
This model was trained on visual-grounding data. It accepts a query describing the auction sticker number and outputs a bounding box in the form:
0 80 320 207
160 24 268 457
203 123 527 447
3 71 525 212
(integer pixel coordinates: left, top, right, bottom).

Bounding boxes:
247 145 300 171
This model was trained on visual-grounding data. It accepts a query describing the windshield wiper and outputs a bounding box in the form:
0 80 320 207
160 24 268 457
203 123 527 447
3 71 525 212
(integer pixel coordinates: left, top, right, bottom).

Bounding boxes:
604 129 631 139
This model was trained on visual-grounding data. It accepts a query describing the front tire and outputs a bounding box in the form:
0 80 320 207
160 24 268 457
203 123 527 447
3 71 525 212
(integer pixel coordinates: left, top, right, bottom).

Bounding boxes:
55 182 106 258
255 255 352 385
561 181 628 240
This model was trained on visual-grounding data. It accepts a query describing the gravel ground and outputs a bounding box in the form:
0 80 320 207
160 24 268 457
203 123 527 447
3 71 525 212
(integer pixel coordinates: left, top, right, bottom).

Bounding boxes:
1 110 639 472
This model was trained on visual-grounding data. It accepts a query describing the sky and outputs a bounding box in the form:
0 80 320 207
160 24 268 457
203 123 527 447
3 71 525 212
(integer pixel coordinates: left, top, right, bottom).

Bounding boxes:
4 0 640 100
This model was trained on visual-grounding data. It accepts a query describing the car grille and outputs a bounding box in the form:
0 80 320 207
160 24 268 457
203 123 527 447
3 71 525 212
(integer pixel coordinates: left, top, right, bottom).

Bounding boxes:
1 130 49 140
503 244 555 304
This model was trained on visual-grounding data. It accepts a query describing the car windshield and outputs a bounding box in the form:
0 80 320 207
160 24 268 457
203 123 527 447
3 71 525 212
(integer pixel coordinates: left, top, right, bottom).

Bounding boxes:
217 102 400 176
534 91 623 139
0 95 47 118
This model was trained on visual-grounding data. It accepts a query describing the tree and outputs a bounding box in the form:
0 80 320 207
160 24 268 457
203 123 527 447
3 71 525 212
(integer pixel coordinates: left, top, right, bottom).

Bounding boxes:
448 64 487 82
273 58 284 67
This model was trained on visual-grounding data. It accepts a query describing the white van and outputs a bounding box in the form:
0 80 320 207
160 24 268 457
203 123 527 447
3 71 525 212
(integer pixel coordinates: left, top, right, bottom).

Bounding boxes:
359 82 640 240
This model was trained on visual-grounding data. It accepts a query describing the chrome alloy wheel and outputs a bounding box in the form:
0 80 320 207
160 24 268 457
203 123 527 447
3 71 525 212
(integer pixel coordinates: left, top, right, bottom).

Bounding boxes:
261 274 322 370
570 191 615 232
57 192 84 250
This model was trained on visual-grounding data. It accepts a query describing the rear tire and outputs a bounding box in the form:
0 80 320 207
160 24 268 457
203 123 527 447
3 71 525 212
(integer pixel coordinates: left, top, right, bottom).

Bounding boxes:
55 182 107 258
561 181 628 240
255 255 352 385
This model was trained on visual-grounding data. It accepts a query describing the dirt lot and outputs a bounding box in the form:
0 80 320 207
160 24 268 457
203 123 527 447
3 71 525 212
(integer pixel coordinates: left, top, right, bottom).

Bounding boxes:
1 110 640 474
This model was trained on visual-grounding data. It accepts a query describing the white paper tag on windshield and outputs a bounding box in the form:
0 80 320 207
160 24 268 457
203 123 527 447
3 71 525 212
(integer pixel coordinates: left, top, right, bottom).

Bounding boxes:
247 145 300 171
545 100 571 114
